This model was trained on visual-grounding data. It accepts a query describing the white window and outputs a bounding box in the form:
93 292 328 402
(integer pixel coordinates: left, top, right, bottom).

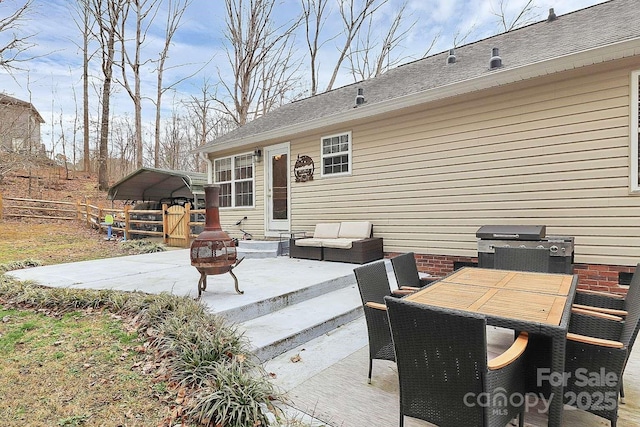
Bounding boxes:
321 131 352 177
632 70 640 192
214 153 254 207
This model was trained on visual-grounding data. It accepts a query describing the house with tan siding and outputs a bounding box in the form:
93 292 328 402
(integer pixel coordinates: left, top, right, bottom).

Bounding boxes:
0 93 44 153
196 0 640 292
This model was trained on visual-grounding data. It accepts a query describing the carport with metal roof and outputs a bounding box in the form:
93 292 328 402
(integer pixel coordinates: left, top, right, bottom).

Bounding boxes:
107 167 208 205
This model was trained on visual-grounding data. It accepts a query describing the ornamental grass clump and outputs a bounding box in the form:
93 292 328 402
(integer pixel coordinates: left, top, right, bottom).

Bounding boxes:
121 239 167 254
188 359 276 427
0 258 42 273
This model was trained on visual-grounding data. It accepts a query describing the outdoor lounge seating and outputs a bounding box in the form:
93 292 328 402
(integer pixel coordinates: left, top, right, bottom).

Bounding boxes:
289 221 383 264
385 296 528 427
353 260 415 384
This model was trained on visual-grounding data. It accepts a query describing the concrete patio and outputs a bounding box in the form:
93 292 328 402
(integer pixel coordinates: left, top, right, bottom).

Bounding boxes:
6 250 639 426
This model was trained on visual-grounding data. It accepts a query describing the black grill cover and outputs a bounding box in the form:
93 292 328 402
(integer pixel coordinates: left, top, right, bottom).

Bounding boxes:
476 225 546 240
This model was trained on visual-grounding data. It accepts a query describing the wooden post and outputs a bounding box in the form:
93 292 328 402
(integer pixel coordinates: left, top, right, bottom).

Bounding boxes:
162 203 169 245
124 205 131 240
98 205 104 233
0 192 3 220
76 200 81 221
184 203 191 248
85 199 91 227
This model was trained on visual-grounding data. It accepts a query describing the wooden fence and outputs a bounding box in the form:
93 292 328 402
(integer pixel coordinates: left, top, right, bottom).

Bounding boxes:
0 193 205 248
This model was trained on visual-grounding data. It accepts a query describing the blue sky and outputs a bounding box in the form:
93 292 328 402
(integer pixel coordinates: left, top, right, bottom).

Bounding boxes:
1 0 608 156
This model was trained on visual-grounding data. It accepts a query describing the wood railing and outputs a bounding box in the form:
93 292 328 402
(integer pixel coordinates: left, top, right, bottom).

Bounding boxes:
0 193 205 248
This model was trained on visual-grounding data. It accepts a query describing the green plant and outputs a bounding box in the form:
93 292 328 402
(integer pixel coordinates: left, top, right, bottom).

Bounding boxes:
57 414 89 426
120 240 167 254
0 258 43 273
189 359 277 427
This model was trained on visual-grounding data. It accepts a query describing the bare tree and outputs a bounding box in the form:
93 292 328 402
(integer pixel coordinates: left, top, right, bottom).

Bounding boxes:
119 0 159 169
218 0 300 126
324 0 387 92
90 0 126 191
300 0 330 96
185 78 216 148
491 0 538 32
347 1 414 81
70 0 95 173
0 0 36 72
152 0 192 168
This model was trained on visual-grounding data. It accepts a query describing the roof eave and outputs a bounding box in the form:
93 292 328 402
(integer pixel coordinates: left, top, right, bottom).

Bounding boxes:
198 37 640 155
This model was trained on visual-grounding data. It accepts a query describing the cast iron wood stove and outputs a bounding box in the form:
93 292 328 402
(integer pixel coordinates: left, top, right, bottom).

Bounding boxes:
190 184 244 297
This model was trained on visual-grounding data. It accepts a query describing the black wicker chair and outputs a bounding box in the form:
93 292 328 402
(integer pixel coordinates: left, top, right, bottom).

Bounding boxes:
493 247 553 395
384 297 528 427
390 252 440 289
563 275 640 427
354 260 413 384
493 246 551 272
573 262 639 316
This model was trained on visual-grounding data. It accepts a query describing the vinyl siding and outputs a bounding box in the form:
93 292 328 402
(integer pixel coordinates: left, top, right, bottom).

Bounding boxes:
285 58 640 267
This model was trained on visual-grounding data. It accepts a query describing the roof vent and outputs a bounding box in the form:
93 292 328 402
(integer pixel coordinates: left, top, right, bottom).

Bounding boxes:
355 88 365 107
446 48 456 64
547 8 557 22
489 47 502 70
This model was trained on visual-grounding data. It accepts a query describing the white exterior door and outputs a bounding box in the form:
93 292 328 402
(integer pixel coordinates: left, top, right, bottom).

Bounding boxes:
264 143 290 235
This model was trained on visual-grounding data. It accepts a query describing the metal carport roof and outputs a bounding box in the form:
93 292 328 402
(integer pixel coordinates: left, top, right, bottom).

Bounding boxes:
107 167 208 202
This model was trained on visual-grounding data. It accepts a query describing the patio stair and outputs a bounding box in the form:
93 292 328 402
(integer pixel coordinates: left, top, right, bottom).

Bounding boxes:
215 261 394 363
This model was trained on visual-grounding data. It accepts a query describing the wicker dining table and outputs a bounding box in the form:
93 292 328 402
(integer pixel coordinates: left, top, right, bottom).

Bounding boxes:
404 267 578 427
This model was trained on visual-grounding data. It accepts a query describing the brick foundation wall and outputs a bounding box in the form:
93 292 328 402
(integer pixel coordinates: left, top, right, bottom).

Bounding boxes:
385 252 634 295
573 263 634 295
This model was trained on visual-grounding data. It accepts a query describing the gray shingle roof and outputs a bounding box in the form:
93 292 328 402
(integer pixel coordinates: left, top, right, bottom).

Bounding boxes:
199 0 640 153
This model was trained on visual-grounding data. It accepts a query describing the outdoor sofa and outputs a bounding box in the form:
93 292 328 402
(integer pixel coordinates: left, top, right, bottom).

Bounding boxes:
289 221 383 264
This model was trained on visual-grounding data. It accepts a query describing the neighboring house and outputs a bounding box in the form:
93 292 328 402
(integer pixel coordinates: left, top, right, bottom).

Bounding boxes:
0 93 45 153
196 0 640 291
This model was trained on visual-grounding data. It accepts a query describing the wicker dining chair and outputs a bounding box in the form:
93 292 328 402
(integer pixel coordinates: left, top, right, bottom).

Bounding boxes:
568 264 640 405
353 260 410 383
563 275 640 427
493 246 551 272
390 252 439 289
384 296 527 427
573 263 639 314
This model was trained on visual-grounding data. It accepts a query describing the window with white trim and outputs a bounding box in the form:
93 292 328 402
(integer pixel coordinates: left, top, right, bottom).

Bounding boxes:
321 131 352 177
632 70 640 192
214 153 254 207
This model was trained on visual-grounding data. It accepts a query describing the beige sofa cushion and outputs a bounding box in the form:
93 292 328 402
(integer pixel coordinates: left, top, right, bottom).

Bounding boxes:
313 223 341 239
321 238 358 249
295 238 325 247
338 221 372 239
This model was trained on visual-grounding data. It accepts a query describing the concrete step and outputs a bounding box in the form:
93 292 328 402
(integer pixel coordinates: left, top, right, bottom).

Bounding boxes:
238 284 363 362
262 316 368 392
236 240 282 259
217 269 356 324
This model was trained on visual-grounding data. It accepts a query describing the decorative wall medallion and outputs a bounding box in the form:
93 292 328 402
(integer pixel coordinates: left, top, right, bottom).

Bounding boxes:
294 154 314 182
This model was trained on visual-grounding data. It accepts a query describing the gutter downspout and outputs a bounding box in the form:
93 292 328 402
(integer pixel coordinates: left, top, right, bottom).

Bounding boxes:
199 151 213 184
